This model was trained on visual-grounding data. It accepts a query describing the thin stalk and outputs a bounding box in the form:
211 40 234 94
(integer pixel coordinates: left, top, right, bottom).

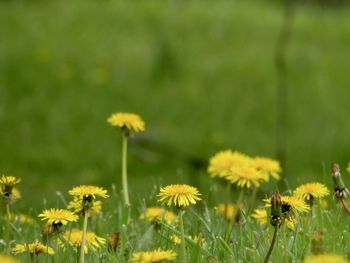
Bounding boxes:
4 198 11 254
283 224 288 263
264 225 278 263
179 210 187 262
80 210 89 263
340 198 350 216
121 133 130 207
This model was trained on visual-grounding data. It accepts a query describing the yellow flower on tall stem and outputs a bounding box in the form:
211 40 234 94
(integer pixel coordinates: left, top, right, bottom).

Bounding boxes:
0 175 21 217
38 208 78 236
294 182 329 207
69 185 108 263
108 112 145 207
157 184 201 262
132 248 177 263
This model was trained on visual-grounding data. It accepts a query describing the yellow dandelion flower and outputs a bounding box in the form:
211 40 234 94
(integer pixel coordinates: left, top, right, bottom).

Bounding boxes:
0 187 21 202
68 198 102 217
189 234 206 246
12 241 54 255
107 112 145 133
0 176 21 196
132 248 177 263
294 183 330 201
304 254 349 263
59 229 106 254
264 195 310 214
38 208 78 226
252 209 268 225
157 184 201 207
207 150 251 178
139 207 176 225
227 165 263 188
217 203 237 220
0 254 20 263
170 234 182 245
68 185 108 199
252 157 281 181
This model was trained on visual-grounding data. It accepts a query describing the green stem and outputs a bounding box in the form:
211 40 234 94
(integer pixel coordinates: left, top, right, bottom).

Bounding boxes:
80 210 89 263
4 198 11 254
248 187 257 213
283 224 288 263
121 133 130 207
264 225 278 263
179 210 187 262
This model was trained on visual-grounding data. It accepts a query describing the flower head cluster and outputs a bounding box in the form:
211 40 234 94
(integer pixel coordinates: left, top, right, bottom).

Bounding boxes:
59 229 106 254
207 151 281 188
0 175 21 199
12 241 54 255
157 184 201 207
68 185 108 214
294 183 329 202
252 157 281 181
38 208 78 226
227 165 264 188
140 207 176 225
68 198 102 217
107 112 145 133
207 150 250 178
132 248 177 263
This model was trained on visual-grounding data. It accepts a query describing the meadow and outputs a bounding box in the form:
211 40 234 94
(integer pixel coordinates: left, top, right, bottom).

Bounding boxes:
1 0 350 262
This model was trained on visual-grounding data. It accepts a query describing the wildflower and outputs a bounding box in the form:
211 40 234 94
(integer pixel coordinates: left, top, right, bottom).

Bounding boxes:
217 203 237 221
171 234 182 245
68 185 108 200
108 232 120 252
207 150 251 178
107 112 145 133
227 165 263 188
0 254 20 263
157 184 201 207
294 183 329 204
252 209 268 225
0 175 20 198
12 241 54 255
140 207 176 225
132 249 177 263
264 195 310 215
59 229 106 254
68 198 102 217
252 157 281 181
304 254 349 263
39 208 78 226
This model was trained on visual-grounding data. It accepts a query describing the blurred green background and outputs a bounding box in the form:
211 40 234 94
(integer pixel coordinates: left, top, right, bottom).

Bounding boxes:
1 0 350 210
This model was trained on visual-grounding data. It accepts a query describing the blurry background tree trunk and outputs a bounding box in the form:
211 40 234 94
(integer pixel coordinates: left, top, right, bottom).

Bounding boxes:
275 0 296 190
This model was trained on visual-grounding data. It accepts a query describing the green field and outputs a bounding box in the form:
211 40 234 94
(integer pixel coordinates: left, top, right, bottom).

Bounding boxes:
1 1 350 261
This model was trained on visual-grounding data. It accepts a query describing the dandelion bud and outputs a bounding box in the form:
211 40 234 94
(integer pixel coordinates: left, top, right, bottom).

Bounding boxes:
331 163 350 199
270 192 282 226
108 232 120 252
